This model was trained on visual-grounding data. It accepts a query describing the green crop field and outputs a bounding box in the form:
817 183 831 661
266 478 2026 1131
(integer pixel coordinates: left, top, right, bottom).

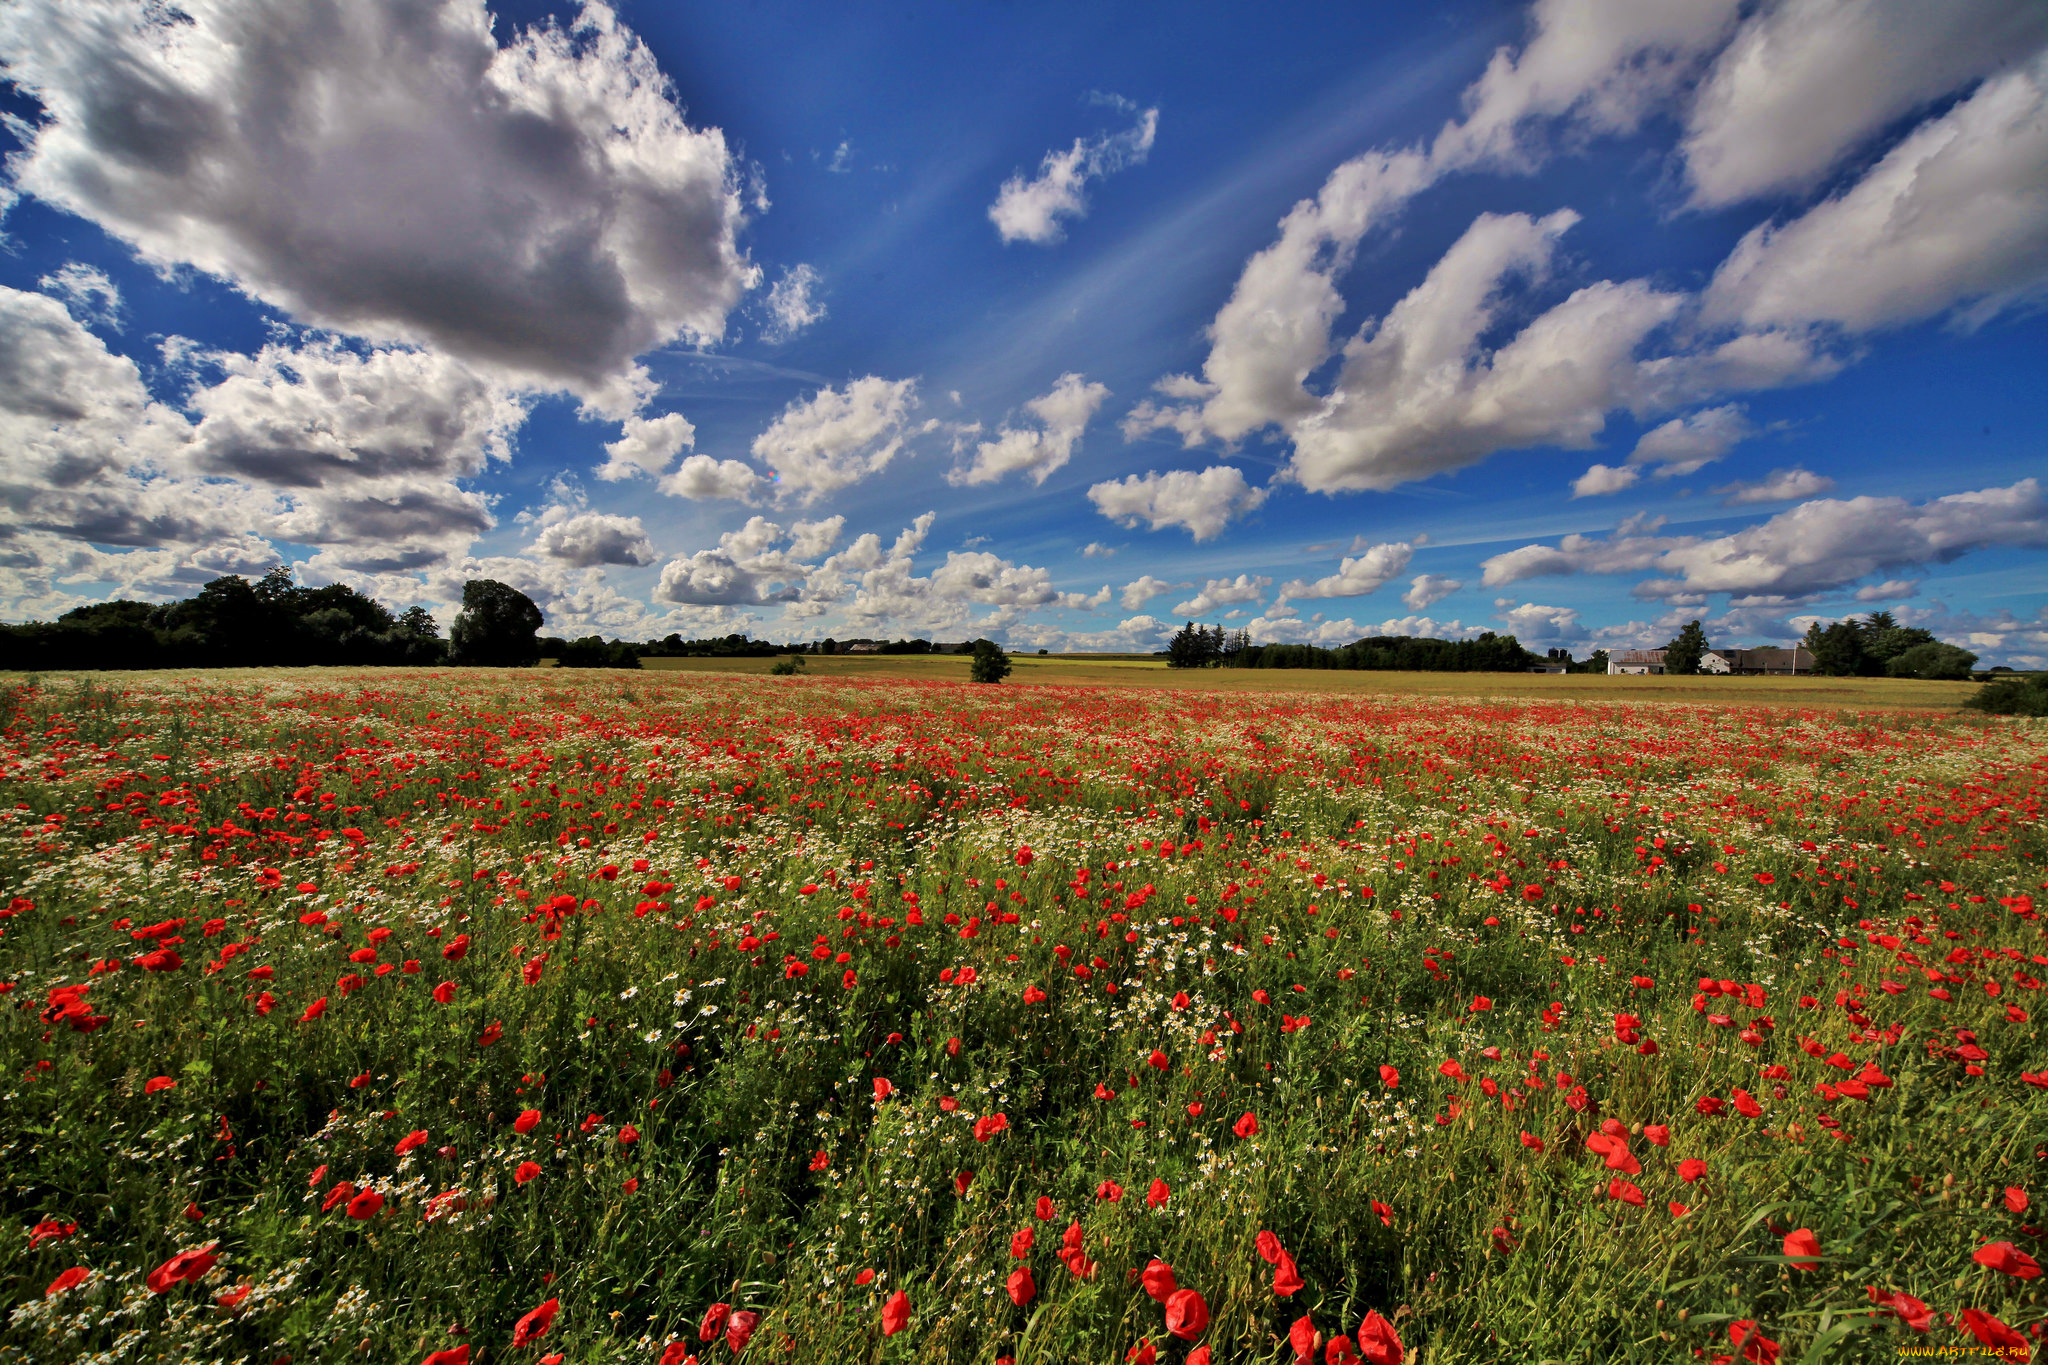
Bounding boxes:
1 669 2042 1364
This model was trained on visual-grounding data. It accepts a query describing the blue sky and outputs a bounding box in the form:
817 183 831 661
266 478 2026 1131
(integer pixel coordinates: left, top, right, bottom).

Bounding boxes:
3 0 2046 663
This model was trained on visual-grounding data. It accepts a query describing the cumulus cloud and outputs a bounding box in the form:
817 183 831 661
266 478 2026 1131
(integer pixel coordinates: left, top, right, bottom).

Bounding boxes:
951 373 1110 487
531 508 655 568
1680 0 2048 207
1572 463 1639 498
1278 541 1413 601
1714 467 1835 505
0 0 759 401
1087 465 1267 541
1081 542 1115 558
788 516 844 559
1703 54 2048 333
1629 404 1753 475
659 454 761 501
1493 599 1583 642
1118 575 1176 610
37 263 121 328
761 264 826 343
752 376 919 501
989 100 1157 246
1065 614 1173 652
1402 574 1462 611
599 412 696 481
1483 481 2048 601
1244 612 1480 646
1171 574 1270 618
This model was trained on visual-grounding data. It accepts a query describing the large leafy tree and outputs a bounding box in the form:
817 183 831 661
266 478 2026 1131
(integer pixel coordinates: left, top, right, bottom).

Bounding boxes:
1663 620 1709 676
969 639 1012 684
449 580 544 667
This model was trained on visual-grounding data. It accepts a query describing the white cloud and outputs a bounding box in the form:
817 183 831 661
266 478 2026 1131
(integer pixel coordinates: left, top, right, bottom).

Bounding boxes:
951 373 1110 486
1629 404 1753 475
1714 467 1835 505
1681 0 2048 207
659 454 761 501
37 263 120 327
1703 54 2048 333
1484 481 2048 601
1087 465 1267 541
1572 462 1639 498
1278 540 1413 601
1244 612 1480 646
788 515 844 559
599 412 696 481
1636 480 2048 600
1081 542 1116 558
1493 599 1583 642
1854 578 1919 603
1065 614 1173 652
0 0 759 399
531 508 655 568
989 102 1157 246
1402 574 1462 611
1896 600 2048 668
1118 575 1176 610
1171 574 1270 618
1431 0 1742 174
751 376 919 502
655 549 783 607
1288 211 1686 492
762 264 826 343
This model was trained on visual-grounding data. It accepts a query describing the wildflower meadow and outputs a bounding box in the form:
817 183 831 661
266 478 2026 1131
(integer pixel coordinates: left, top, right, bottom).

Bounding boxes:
2 669 2043 1365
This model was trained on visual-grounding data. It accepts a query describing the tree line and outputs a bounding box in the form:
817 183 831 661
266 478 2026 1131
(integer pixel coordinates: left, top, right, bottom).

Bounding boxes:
1651 611 1979 679
1163 622 1542 672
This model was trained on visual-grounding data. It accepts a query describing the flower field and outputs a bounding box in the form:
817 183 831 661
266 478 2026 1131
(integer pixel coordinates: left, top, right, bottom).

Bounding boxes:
2 669 2044 1365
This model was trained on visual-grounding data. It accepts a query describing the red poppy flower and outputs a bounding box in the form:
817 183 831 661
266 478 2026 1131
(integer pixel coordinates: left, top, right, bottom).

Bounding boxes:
1188 1350 1212 1365
346 1189 384 1219
1378 1065 1399 1089
2004 1186 2028 1214
1868 1287 1932 1333
973 1114 1009 1142
873 1078 894 1101
1096 1179 1123 1202
1289 1314 1317 1363
1667 1202 1689 1217
1642 1124 1670 1147
1781 1228 1821 1268
1127 1341 1156 1365
216 1283 251 1308
618 1124 639 1145
144 1076 177 1094
1010 1226 1034 1258
1147 1178 1170 1208
396 1130 430 1156
1677 1158 1708 1183
514 1161 542 1184
955 1170 974 1196
655 1345 691 1365
1256 1230 1284 1264
1148 1049 1170 1071
1608 1179 1645 1207
699 1303 730 1342
514 1109 542 1134
1356 1310 1402 1365
28 1220 77 1249
509 1298 559 1347
298 997 328 1023
1519 1132 1544 1152
433 981 459 1004
1958 1308 2024 1349
1437 1059 1466 1082
1372 1200 1393 1227
45 1266 90 1298
145 1244 218 1293
1728 1319 1780 1365
1007 1266 1035 1307
1731 1089 1764 1118
726 1309 759 1353
1234 1112 1259 1138
422 1348 471 1365
880 1289 910 1336
1035 1196 1055 1221
1695 1096 1726 1116
1972 1241 2041 1279
1469 996 1492 1012
1165 1287 1209 1341
1273 1249 1304 1297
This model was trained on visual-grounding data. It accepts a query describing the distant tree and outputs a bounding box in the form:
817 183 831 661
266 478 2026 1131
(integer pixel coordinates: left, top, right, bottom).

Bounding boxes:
969 639 1012 684
1579 649 1610 674
557 635 641 669
449 580 543 667
820 638 839 656
1663 620 1709 676
1166 621 1220 669
769 654 807 676
1859 615 1935 673
1885 641 1977 681
1965 673 2048 716
1804 620 1865 677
